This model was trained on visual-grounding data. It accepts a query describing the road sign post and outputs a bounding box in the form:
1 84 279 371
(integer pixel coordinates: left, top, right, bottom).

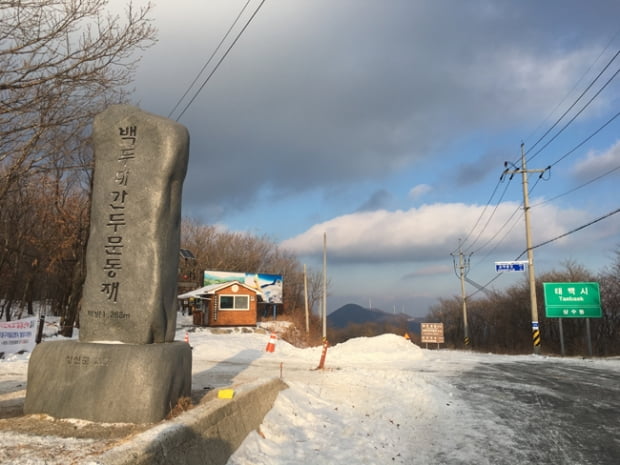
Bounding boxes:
542 282 602 318
543 282 601 357
421 323 445 349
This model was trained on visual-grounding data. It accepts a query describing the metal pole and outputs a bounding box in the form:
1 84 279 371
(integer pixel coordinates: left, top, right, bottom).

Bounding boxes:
585 319 593 357
558 318 565 356
35 311 45 344
322 232 327 341
519 143 541 354
303 264 309 334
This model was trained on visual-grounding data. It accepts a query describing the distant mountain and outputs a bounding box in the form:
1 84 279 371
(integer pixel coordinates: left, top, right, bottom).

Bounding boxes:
328 303 421 334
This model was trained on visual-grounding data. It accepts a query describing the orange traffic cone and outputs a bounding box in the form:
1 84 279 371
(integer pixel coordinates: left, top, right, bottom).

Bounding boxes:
184 331 190 344
265 332 277 353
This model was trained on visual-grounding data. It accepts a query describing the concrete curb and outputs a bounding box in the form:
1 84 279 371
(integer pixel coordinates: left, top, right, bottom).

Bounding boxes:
84 377 287 465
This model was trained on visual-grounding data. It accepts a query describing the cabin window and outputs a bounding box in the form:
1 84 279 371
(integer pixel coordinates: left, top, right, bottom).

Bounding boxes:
219 294 250 311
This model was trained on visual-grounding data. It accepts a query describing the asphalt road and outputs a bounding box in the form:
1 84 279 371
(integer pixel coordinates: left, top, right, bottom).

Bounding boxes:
453 360 620 465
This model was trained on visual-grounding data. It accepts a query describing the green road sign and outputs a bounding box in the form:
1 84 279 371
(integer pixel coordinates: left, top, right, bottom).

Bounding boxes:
543 282 602 318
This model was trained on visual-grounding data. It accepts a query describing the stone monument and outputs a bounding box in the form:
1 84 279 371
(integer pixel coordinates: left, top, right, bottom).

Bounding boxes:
24 105 192 423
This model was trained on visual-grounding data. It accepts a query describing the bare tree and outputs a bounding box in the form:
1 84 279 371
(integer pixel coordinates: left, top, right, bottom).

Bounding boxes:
426 259 620 356
180 218 325 328
0 0 156 199
597 248 620 355
0 1 155 324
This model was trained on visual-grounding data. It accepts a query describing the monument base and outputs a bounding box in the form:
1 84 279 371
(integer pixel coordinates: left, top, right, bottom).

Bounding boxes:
24 340 192 424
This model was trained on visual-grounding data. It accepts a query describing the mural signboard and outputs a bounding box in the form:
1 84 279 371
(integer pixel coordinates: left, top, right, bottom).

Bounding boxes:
203 270 283 304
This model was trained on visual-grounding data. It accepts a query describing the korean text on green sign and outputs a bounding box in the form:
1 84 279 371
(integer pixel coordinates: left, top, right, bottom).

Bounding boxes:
542 282 602 318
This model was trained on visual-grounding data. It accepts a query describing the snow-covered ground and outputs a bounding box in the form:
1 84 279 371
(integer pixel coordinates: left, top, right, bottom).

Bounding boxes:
1 315 619 464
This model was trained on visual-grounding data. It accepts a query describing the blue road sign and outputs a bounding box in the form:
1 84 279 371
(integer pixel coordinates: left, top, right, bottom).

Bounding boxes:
495 261 527 272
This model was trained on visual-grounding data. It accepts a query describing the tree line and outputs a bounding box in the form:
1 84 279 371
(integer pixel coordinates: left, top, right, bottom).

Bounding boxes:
3 2 618 355
178 219 326 345
427 258 620 356
0 208 326 341
0 1 329 344
1 0 155 334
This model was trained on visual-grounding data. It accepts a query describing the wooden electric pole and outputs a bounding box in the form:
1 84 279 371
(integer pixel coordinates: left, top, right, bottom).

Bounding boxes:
303 264 309 334
503 143 547 354
452 239 471 347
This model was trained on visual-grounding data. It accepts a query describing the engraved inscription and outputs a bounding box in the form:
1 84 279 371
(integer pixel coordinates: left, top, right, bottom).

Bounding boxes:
99 125 137 302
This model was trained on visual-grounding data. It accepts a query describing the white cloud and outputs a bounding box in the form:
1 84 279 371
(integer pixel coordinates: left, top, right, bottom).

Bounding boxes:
280 201 587 264
572 140 620 179
402 264 452 278
408 184 432 200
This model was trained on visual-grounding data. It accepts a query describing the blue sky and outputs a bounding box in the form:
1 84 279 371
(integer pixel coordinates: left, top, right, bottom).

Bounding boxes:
126 0 620 316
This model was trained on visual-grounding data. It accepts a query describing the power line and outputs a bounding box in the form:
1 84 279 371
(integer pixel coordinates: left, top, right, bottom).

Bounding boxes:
467 273 503 299
525 109 620 200
451 177 504 255
168 0 253 120
529 206 620 252
464 115 619 297
523 29 620 146
467 206 620 299
463 38 620 299
470 205 523 264
549 110 620 168
174 0 268 121
464 157 549 259
525 49 620 161
462 177 513 254
526 64 620 164
531 163 620 208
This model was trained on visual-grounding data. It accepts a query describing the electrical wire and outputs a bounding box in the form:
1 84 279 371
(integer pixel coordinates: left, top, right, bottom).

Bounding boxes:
523 28 620 147
462 35 620 298
526 64 620 164
470 205 523 264
467 206 620 298
168 0 254 120
526 109 620 200
531 164 620 208
174 0 268 121
467 273 504 299
452 177 504 254
463 177 514 254
528 207 620 253
525 49 620 161
549 110 620 168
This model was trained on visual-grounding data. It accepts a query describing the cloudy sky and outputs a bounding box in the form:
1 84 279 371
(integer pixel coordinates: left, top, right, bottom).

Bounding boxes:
127 0 620 316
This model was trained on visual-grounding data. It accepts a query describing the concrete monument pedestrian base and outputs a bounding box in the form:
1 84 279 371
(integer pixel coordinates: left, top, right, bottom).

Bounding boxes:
24 340 192 423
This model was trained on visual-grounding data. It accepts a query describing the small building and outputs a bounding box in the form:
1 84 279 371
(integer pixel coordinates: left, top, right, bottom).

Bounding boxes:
178 281 261 327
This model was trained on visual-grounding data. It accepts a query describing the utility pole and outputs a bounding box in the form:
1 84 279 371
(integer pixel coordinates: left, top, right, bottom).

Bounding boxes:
451 239 471 347
303 264 309 334
502 143 547 354
322 232 327 340
316 232 329 370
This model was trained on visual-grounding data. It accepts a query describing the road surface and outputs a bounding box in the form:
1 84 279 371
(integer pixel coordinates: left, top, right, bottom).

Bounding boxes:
452 360 620 464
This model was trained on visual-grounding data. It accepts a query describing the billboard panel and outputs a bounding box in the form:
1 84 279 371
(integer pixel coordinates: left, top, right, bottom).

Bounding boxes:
203 270 283 304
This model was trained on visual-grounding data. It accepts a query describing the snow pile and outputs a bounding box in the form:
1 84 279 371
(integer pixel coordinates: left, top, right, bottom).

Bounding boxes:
328 333 424 365
1 317 619 464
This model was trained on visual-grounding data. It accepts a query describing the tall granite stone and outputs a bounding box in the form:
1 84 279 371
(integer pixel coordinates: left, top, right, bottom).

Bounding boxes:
25 105 192 423
80 105 188 344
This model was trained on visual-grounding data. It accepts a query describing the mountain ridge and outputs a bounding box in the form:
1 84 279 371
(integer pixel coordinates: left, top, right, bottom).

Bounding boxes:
328 303 421 334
